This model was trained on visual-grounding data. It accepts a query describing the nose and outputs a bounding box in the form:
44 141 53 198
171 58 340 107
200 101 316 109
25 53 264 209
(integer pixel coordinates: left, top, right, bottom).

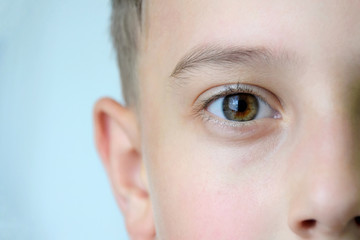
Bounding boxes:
287 117 360 238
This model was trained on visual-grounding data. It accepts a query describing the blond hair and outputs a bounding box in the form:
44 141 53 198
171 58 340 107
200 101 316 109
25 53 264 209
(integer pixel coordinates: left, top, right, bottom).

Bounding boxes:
111 0 143 106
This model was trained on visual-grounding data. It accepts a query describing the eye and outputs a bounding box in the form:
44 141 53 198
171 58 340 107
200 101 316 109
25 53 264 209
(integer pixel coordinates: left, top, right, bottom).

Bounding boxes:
207 92 278 122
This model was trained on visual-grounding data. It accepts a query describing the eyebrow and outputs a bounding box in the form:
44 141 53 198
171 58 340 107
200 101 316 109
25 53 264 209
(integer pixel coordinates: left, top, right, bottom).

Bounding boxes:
170 44 298 80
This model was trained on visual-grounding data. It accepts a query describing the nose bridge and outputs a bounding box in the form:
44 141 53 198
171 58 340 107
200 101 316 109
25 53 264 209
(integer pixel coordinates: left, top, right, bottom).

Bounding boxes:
288 112 360 237
297 110 354 171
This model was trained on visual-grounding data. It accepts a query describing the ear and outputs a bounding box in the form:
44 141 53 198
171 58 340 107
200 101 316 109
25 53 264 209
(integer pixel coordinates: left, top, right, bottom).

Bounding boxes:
93 98 155 240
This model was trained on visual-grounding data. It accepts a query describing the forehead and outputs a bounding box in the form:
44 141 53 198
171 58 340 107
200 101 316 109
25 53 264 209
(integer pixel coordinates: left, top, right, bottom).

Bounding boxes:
138 0 360 98
140 0 360 80
142 0 360 55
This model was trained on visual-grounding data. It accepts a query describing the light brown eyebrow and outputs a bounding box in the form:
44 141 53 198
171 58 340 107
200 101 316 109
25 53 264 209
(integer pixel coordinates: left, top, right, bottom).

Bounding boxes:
170 44 299 80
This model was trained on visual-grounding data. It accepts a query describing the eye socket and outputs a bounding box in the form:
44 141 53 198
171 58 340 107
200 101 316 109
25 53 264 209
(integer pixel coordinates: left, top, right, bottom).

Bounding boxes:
207 92 278 122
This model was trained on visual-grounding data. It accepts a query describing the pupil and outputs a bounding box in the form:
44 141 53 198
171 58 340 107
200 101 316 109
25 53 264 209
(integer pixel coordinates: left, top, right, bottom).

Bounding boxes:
237 99 248 112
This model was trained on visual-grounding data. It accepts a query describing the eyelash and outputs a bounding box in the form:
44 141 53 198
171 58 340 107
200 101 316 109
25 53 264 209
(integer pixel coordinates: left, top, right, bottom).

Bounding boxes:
196 83 264 110
192 83 282 128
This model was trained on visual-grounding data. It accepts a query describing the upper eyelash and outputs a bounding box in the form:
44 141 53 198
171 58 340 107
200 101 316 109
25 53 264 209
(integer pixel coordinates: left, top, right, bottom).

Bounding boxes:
198 83 263 113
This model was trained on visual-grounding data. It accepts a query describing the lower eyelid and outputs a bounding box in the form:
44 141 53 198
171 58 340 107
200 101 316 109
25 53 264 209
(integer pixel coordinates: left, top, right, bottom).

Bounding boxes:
199 111 281 141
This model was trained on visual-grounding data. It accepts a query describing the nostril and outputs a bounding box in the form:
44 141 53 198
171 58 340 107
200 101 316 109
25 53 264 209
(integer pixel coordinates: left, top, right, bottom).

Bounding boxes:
301 219 317 229
355 216 360 226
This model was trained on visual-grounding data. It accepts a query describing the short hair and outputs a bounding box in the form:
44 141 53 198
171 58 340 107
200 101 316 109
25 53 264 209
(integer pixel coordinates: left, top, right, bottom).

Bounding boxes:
111 0 143 106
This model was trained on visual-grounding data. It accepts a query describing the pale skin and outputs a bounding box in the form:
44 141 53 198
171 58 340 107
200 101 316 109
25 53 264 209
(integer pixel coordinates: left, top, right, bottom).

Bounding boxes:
94 0 360 239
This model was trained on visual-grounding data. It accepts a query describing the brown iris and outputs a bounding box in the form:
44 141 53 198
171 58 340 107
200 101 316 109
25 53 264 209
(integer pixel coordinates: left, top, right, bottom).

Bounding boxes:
222 93 259 121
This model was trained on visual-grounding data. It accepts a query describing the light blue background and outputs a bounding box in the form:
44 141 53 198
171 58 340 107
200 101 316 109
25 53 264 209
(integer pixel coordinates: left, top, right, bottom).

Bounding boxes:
0 0 129 239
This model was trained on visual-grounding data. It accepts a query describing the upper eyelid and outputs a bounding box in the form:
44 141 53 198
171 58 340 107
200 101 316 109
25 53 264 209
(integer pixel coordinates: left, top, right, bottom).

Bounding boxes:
201 84 266 110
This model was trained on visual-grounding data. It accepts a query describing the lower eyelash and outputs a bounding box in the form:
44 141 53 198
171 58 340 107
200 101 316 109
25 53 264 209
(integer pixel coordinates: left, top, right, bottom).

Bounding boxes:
196 106 262 130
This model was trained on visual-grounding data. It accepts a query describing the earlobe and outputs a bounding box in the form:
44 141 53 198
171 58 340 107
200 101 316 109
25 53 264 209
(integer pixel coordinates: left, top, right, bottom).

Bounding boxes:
93 98 156 239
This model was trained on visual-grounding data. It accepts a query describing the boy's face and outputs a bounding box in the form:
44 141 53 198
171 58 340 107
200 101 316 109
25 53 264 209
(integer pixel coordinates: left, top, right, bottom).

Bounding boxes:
96 0 360 239
138 0 360 239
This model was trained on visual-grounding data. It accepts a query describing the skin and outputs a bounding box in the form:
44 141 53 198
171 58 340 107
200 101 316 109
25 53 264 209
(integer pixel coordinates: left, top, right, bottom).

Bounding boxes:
94 0 360 239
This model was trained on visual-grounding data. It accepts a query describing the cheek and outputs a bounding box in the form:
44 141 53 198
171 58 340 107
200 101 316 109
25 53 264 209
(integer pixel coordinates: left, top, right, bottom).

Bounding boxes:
178 183 267 239
143 135 280 239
